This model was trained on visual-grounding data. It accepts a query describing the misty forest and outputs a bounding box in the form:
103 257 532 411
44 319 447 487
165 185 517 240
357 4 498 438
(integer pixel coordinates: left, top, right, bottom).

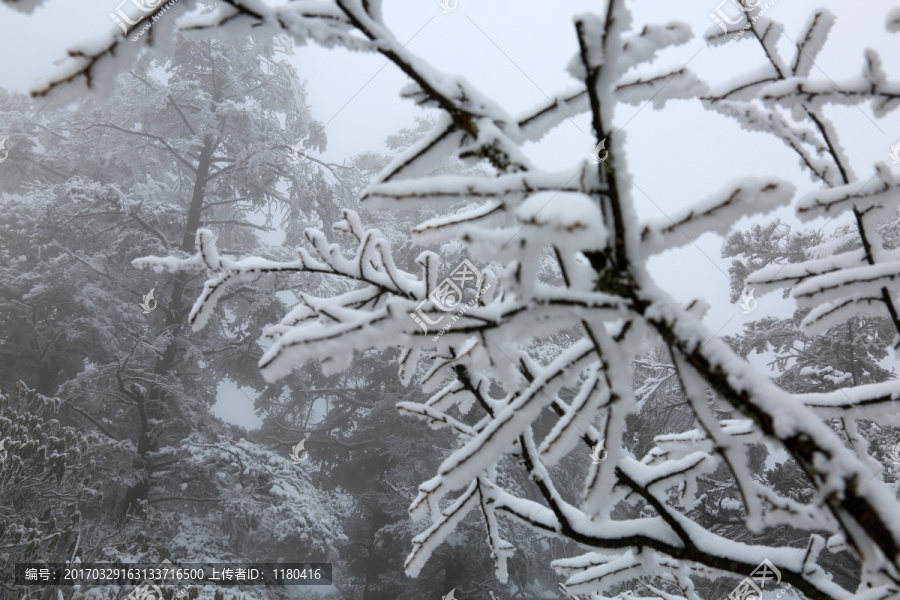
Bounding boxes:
1 1 900 599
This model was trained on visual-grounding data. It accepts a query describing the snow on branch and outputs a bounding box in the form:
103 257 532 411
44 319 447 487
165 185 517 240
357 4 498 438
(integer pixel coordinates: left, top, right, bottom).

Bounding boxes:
798 380 900 422
639 178 794 255
796 164 899 220
704 9 900 354
119 1 900 597
790 10 836 77
759 54 900 118
363 170 584 208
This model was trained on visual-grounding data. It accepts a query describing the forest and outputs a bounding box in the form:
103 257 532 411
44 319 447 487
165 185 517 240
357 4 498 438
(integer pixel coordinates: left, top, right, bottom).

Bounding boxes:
1 1 900 599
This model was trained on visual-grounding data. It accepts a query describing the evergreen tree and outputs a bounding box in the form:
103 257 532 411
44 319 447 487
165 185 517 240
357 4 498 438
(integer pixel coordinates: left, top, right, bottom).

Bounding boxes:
724 219 897 392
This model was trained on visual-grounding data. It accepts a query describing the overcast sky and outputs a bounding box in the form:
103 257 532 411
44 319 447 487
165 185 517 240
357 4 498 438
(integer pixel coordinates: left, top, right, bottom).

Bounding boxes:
2 0 898 428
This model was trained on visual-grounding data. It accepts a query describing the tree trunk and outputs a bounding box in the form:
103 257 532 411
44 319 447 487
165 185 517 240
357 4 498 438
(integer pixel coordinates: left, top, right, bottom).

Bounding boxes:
152 133 215 385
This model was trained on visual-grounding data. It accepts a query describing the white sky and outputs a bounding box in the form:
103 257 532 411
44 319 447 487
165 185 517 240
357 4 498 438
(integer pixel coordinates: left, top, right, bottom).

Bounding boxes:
1 0 898 428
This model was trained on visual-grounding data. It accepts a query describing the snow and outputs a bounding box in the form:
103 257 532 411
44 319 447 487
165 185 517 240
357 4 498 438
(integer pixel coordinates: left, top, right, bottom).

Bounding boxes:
639 178 794 256
791 10 836 77
796 164 898 221
110 1 900 597
617 22 693 75
515 192 608 251
889 8 900 32
616 69 708 110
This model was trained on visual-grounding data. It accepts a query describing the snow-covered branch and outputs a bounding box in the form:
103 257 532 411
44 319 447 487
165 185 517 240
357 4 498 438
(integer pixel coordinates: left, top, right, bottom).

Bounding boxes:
120 2 900 598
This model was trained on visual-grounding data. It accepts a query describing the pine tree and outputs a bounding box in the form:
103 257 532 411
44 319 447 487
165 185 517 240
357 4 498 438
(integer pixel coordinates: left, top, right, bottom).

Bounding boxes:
724 219 897 392
0 35 349 599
